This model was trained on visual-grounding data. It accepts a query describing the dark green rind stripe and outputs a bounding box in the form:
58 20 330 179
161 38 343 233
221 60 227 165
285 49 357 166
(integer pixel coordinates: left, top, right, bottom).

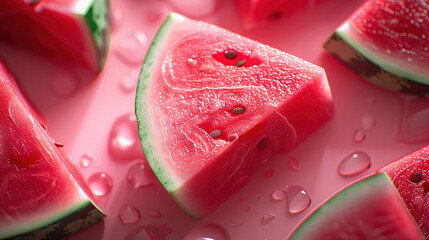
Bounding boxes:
5 201 106 240
135 13 176 192
84 0 111 71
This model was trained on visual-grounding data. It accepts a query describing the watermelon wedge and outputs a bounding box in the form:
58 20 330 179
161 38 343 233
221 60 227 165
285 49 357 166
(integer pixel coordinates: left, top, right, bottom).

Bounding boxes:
135 12 334 218
0 59 105 239
290 173 424 239
324 0 429 96
0 0 111 73
377 145 429 238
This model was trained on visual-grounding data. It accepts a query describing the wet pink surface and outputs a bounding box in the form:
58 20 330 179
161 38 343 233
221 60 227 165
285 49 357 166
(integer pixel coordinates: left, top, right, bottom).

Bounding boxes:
2 0 429 239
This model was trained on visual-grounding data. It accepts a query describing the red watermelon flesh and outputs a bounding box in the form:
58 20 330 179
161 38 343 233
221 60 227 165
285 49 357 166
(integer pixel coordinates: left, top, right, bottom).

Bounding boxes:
347 0 429 76
0 0 111 73
0 59 105 239
290 173 424 239
377 145 429 238
136 13 334 218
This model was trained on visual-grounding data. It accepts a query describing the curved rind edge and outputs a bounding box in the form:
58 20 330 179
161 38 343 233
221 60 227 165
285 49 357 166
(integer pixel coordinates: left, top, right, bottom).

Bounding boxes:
135 12 179 193
324 28 429 97
2 193 106 239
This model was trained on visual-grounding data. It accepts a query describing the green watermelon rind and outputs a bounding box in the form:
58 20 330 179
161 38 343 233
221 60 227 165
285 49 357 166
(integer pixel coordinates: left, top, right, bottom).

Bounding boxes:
335 22 429 86
289 173 423 239
135 12 177 192
0 187 106 239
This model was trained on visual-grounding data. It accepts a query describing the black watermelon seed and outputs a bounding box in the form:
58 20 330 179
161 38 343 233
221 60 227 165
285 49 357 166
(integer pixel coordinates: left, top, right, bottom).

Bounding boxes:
224 50 237 60
411 172 423 183
232 106 246 115
257 138 268 150
55 142 64 147
235 59 247 67
209 129 222 138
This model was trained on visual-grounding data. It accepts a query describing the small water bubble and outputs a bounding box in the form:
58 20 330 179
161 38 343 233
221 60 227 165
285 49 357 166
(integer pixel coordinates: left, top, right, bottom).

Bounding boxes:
260 212 276 226
360 114 376 130
145 210 162 218
119 204 141 224
128 162 153 189
80 153 94 168
109 113 145 161
88 172 113 197
187 58 197 66
183 223 231 240
115 31 149 65
120 74 138 93
289 157 301 171
398 98 429 143
338 151 371 176
124 224 172 240
353 129 366 143
50 70 79 97
271 188 286 201
286 186 311 214
265 169 274 178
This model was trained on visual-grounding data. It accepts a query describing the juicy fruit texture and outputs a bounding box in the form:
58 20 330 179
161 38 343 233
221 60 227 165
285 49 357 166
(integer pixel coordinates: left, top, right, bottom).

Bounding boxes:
0 60 105 239
0 0 111 73
324 0 429 96
236 0 310 29
135 13 334 218
377 145 429 238
290 173 424 240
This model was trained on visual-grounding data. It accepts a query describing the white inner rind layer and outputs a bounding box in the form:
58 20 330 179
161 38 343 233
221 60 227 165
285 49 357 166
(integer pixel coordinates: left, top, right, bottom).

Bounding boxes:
135 13 181 192
336 22 429 86
0 185 95 239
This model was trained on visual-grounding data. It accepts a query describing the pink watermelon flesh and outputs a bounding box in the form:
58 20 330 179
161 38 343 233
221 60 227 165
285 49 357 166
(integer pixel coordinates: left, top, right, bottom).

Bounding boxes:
290 173 424 239
347 0 429 76
0 59 105 239
0 0 111 73
136 13 334 218
377 145 429 238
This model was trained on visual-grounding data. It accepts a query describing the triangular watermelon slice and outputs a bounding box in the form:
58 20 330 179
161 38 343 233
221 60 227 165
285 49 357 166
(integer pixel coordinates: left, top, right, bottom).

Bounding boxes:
377 145 429 238
290 173 424 239
0 59 105 239
135 13 334 218
0 0 111 73
324 0 429 96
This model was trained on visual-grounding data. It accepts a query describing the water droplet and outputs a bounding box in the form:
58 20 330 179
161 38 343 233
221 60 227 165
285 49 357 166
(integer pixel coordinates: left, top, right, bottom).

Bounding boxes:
187 58 197 66
398 98 429 143
145 210 162 218
119 204 141 224
286 186 311 214
271 188 286 201
183 223 230 240
120 73 138 93
260 212 276 226
338 151 371 176
124 224 172 240
265 169 274 178
360 114 376 130
169 0 221 18
112 8 123 31
353 129 366 143
50 70 79 97
289 157 301 171
88 172 113 196
115 31 149 65
80 153 94 168
127 162 153 189
108 113 145 161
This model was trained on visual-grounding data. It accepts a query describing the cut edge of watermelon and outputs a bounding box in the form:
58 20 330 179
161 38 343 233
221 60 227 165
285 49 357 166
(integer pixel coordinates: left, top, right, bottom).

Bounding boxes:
135 12 178 192
290 172 424 239
335 22 429 86
0 185 105 239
